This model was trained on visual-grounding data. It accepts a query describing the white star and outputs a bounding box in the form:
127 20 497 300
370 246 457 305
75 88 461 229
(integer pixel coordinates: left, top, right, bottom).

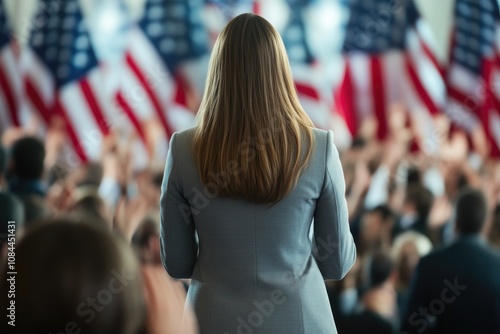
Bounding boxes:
457 3 471 16
482 12 494 25
160 38 176 53
65 1 78 14
73 52 88 68
146 22 162 37
75 35 89 49
191 28 205 45
189 8 201 24
148 5 165 20
480 0 493 11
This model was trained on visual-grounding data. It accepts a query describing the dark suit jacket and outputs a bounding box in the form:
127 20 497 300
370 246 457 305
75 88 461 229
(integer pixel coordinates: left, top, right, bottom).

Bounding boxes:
339 310 395 334
400 235 500 334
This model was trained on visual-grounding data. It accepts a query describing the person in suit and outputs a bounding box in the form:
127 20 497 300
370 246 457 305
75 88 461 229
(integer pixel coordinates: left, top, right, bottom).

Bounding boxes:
392 185 434 240
400 188 500 334
160 13 356 334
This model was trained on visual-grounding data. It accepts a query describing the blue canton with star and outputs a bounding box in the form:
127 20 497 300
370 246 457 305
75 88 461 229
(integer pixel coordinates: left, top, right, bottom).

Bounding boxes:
451 0 500 75
29 0 99 88
139 0 208 74
341 0 420 54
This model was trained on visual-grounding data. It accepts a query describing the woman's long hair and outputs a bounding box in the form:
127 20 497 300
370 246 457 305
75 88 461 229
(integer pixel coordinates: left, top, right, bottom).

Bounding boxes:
193 13 315 204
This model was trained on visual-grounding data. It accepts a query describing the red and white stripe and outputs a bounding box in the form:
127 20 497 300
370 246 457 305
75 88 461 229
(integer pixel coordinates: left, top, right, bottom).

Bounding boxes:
334 20 445 140
114 27 180 142
23 49 109 162
0 41 22 131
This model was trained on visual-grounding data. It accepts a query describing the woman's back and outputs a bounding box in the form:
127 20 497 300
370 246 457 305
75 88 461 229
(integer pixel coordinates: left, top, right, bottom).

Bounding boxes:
160 127 356 334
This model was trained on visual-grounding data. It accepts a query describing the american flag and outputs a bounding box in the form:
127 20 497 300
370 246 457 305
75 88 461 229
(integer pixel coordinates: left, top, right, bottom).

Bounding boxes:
0 0 22 131
335 0 445 140
280 0 332 129
24 0 108 162
115 0 208 142
446 0 500 157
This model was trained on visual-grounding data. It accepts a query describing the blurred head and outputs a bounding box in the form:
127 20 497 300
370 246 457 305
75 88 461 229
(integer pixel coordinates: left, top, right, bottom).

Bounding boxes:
360 205 394 249
368 251 395 288
77 162 104 188
21 195 53 227
0 220 144 334
9 136 46 180
406 167 421 186
194 13 314 203
404 185 434 222
391 231 432 289
69 193 111 231
132 215 161 265
455 188 488 235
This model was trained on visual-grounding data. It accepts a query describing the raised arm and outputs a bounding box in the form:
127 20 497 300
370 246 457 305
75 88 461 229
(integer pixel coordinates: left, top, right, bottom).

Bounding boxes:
313 131 356 280
160 133 198 279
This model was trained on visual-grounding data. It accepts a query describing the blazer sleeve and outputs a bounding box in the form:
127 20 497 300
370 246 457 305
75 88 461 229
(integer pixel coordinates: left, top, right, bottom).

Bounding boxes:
313 130 356 280
159 133 198 279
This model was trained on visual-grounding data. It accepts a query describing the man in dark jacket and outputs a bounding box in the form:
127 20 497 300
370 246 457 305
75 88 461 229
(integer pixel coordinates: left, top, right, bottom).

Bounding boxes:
400 188 500 334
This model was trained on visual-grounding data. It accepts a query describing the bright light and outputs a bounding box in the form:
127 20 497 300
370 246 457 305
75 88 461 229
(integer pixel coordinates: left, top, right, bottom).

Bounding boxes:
88 0 130 62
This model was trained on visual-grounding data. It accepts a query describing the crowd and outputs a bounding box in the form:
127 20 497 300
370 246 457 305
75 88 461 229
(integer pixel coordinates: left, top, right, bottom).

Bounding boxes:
0 105 500 333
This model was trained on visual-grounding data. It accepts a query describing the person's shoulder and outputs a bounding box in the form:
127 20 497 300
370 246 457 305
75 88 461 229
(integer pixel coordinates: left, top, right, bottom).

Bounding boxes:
173 127 196 143
171 127 196 151
421 237 500 267
311 128 330 140
310 128 334 152
417 241 454 270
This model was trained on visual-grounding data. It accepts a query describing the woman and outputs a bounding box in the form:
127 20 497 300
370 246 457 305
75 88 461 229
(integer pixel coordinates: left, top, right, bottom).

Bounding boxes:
160 13 356 334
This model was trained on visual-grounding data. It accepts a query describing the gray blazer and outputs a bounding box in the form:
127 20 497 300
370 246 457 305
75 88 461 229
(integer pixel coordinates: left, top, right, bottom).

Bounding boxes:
160 127 356 334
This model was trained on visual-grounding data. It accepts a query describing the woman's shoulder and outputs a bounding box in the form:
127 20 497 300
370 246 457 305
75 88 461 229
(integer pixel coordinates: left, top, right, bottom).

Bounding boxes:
310 128 333 152
171 127 196 148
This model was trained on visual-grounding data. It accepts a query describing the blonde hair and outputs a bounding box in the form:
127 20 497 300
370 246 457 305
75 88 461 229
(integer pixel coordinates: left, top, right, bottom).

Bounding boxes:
193 13 315 204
